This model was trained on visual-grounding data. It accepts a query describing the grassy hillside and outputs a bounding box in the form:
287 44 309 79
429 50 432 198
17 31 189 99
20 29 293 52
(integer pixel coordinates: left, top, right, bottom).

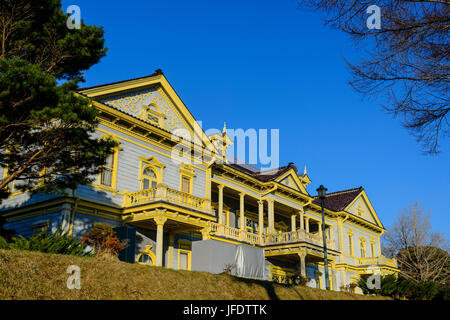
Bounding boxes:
0 249 389 300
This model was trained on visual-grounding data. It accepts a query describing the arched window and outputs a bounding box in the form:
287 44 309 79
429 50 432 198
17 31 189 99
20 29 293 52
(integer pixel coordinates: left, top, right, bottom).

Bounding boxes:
360 238 366 258
136 245 156 266
142 166 158 190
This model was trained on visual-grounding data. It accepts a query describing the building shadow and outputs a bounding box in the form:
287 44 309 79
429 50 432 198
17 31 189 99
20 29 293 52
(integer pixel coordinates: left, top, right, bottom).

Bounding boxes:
230 276 280 300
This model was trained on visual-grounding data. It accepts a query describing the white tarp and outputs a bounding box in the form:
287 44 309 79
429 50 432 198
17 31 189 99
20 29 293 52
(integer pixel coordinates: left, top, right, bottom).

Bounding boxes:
234 244 265 279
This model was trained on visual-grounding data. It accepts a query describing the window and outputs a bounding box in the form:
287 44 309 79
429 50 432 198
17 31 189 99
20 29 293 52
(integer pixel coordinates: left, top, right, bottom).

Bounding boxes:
142 166 158 189
179 164 195 194
246 216 258 234
360 238 366 258
141 104 164 127
139 156 165 190
371 242 376 257
356 205 364 217
177 240 191 270
32 221 50 235
348 233 353 256
97 135 121 190
100 152 114 187
136 245 156 266
181 176 191 193
179 251 189 270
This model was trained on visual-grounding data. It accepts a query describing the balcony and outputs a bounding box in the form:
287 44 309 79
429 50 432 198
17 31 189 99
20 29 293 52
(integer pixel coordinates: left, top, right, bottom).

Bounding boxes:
207 222 335 249
123 184 212 214
356 256 398 268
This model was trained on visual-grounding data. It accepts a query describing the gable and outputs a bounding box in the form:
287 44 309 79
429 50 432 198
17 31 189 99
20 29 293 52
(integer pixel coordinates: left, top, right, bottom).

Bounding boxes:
344 191 383 228
98 87 187 135
275 169 309 195
78 73 215 150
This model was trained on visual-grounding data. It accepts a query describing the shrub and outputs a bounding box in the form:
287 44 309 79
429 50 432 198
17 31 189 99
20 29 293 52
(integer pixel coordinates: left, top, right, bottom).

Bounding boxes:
81 222 127 255
0 236 8 249
4 230 90 256
358 273 441 300
290 271 310 286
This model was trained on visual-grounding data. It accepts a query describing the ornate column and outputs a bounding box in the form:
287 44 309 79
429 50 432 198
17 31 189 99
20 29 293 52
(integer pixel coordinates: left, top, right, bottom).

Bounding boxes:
167 232 175 269
217 184 224 227
298 252 307 278
239 192 245 231
267 198 274 233
305 216 310 233
154 215 167 267
201 227 210 240
258 200 264 236
291 213 296 232
299 208 305 230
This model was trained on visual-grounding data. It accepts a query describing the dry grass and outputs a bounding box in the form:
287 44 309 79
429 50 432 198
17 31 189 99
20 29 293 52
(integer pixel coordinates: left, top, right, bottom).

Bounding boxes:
0 249 390 300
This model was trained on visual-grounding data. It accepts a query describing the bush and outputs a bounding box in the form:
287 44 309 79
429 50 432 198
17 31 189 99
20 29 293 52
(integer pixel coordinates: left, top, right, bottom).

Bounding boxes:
4 230 90 256
0 236 8 249
290 271 310 286
81 222 127 255
358 274 441 300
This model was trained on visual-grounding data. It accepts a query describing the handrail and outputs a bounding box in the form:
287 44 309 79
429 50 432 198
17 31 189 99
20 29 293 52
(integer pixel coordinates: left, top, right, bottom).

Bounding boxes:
207 222 335 249
357 255 398 268
123 184 212 213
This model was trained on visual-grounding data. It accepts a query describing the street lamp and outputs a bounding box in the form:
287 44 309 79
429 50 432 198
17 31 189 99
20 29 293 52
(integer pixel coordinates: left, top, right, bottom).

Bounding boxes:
317 185 330 290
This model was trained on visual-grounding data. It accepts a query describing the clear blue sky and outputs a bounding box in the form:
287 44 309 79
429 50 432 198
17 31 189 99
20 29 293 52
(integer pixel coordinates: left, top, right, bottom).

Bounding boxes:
63 0 449 233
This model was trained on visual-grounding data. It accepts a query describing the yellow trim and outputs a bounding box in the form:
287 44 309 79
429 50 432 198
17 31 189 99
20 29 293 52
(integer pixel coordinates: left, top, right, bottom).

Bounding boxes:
96 125 208 169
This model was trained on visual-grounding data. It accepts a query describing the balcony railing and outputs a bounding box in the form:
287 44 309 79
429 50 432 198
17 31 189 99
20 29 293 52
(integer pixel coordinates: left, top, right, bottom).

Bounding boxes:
207 222 335 249
123 184 212 213
356 256 398 268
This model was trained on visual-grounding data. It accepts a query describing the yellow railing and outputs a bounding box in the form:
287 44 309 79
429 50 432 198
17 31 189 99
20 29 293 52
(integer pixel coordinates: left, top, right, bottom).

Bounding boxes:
207 222 335 249
356 256 398 268
123 184 212 213
262 229 335 249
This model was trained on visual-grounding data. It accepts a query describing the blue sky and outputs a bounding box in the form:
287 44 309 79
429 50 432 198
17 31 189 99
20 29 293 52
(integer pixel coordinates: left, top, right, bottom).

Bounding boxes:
64 0 449 234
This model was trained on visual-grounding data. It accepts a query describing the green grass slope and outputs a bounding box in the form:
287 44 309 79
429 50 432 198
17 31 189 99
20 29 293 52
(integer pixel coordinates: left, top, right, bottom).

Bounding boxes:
0 249 389 300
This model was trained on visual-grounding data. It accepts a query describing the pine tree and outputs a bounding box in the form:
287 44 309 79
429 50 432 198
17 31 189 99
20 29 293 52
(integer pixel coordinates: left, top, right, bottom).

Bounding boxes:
0 0 117 202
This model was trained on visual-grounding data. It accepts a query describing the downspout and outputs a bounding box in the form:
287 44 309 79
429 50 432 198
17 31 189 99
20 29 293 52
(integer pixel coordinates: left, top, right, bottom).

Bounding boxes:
68 187 78 237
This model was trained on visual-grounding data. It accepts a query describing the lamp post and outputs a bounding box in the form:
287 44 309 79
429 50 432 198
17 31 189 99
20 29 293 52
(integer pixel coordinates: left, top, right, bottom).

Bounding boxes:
317 185 330 290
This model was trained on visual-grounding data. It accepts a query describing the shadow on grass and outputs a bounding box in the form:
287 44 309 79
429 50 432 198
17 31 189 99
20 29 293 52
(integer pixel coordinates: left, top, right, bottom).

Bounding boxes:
230 276 310 300
229 275 313 300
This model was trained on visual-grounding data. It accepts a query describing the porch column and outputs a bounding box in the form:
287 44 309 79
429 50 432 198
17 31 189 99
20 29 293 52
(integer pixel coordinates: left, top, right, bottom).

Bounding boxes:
305 217 310 233
239 192 245 231
267 198 274 233
318 221 322 234
298 252 307 278
154 215 167 267
299 208 305 230
167 232 175 269
218 184 224 226
201 227 210 240
291 213 296 232
258 200 264 235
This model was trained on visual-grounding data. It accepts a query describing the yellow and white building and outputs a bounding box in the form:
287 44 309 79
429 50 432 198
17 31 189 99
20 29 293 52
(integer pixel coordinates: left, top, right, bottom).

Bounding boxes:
0 70 398 292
